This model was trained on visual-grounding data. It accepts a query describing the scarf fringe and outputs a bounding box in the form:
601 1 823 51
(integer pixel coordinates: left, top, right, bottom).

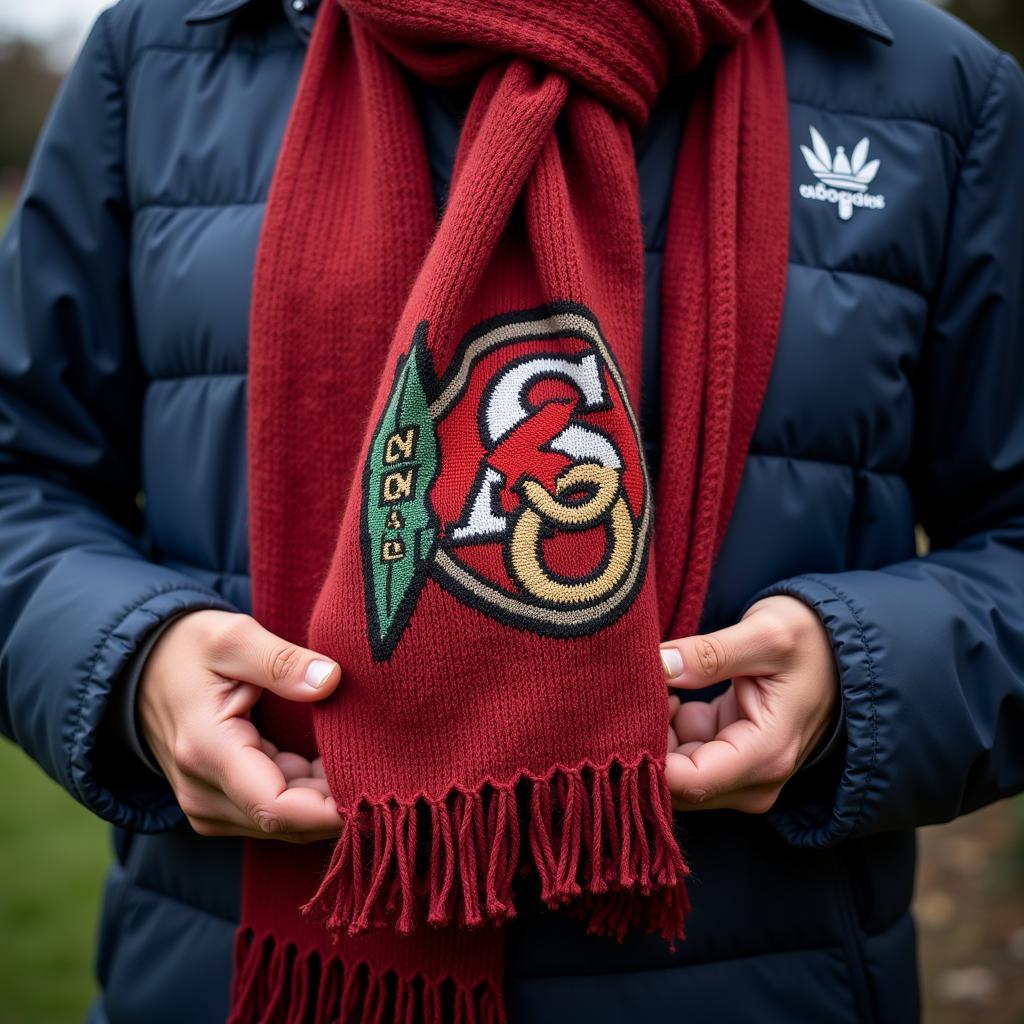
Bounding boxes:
229 928 505 1024
304 753 690 943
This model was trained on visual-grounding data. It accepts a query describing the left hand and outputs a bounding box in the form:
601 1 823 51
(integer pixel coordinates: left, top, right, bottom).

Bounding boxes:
660 595 840 813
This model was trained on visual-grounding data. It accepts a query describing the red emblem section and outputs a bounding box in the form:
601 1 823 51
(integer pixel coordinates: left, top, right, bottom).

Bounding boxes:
428 305 651 635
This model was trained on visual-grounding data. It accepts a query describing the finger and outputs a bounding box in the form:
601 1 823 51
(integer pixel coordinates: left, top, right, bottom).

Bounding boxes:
177 778 265 832
671 687 739 745
186 815 341 844
671 698 719 745
181 776 339 836
216 719 343 835
659 611 790 689
273 751 316 782
671 779 782 814
285 776 333 796
663 719 777 804
205 613 341 702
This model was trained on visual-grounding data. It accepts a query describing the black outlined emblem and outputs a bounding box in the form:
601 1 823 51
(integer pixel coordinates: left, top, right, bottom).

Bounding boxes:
362 304 651 659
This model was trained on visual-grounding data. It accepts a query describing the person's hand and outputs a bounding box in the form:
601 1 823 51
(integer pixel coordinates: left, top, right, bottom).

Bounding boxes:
660 595 839 813
137 609 344 843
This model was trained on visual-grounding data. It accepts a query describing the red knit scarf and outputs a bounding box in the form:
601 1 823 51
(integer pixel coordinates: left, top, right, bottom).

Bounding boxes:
231 1 788 1020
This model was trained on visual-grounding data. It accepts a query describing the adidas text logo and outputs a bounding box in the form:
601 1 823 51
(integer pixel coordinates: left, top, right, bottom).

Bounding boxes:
799 126 885 221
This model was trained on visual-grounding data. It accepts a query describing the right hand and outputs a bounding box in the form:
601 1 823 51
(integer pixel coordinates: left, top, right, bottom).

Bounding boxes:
137 609 344 843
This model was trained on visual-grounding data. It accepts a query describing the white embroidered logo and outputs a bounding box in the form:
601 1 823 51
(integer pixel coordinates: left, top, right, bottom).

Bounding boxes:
799 126 885 221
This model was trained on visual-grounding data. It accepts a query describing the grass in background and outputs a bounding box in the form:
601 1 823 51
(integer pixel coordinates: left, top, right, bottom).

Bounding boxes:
0 740 109 1024
1 175 107 1024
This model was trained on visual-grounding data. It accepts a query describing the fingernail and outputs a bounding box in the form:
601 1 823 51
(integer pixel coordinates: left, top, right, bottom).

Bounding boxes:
660 647 684 680
305 659 336 689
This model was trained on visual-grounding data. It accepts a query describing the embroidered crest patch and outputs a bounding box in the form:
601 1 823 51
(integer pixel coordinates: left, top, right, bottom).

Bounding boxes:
362 304 652 660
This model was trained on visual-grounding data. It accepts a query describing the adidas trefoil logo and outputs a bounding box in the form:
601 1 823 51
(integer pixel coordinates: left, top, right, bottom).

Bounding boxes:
799 126 885 222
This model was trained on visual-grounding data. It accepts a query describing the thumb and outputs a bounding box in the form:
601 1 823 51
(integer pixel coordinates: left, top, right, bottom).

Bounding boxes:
659 613 773 690
209 614 341 702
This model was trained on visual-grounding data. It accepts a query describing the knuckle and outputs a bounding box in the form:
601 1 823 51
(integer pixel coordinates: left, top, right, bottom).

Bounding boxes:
204 612 254 660
176 791 204 819
265 642 301 684
677 785 710 805
171 735 204 777
247 803 285 835
759 610 800 658
693 635 727 680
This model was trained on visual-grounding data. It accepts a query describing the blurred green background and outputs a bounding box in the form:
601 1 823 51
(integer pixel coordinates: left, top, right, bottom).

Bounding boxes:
0 1 1022 1022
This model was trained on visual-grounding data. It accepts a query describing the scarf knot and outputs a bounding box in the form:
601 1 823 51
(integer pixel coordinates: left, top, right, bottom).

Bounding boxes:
341 0 772 126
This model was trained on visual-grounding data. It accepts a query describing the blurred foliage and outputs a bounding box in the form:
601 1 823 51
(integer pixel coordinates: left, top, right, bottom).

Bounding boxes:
0 38 61 176
0 740 108 1024
943 0 1024 61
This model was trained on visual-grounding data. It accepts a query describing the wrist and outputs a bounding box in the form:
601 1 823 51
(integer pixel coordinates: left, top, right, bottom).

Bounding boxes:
799 699 845 773
110 610 194 776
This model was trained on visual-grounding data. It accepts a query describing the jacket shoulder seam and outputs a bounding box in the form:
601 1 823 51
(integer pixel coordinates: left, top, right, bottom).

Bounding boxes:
922 49 1009 311
124 42 301 83
961 50 1010 165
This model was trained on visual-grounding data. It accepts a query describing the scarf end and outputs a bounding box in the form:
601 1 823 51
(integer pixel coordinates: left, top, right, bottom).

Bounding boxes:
228 929 505 1024
304 753 690 943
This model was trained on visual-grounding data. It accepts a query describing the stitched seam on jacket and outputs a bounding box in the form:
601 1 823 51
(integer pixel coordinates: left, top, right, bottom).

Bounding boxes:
918 50 1006 351
802 574 880 838
513 909 914 978
509 941 862 980
785 258 929 302
787 97 966 157
123 875 241 925
964 52 1009 159
746 450 905 476
161 557 250 582
148 370 247 381
125 43 301 83
134 199 266 213
859 0 889 39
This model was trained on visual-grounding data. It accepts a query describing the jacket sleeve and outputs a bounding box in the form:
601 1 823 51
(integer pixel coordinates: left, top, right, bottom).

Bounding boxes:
742 50 1024 849
0 10 238 833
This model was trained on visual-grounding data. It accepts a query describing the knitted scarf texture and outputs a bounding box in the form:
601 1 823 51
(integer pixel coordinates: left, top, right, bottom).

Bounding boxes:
232 1 789 1020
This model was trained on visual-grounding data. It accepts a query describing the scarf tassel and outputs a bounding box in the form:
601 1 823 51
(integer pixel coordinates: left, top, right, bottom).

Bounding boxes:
303 753 690 945
228 930 504 1024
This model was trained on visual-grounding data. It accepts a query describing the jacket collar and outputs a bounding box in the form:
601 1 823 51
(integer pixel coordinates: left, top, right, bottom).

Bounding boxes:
184 0 893 44
800 0 893 43
184 0 257 24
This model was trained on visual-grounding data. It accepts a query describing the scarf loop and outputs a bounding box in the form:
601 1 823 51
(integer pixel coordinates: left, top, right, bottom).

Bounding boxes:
231 1 789 1020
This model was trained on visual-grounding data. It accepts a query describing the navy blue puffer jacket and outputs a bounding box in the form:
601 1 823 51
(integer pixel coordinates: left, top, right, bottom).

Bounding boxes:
2 1 1023 1021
